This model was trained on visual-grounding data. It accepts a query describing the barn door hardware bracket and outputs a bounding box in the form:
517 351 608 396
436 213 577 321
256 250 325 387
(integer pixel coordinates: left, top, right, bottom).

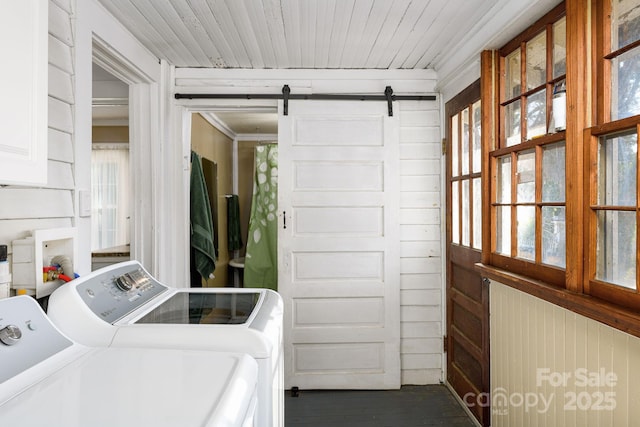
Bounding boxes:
385 86 394 116
282 85 290 116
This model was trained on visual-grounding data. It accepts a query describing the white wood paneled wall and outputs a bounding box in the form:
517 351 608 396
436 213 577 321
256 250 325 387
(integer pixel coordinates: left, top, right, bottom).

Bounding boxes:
175 69 443 385
398 101 442 385
0 0 75 252
491 282 640 426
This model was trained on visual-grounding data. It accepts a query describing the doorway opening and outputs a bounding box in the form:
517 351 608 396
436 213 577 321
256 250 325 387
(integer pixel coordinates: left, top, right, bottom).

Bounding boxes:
187 109 278 288
90 63 131 271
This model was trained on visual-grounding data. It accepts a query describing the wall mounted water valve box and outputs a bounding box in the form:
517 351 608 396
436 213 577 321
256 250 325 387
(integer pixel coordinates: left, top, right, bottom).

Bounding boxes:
12 227 77 298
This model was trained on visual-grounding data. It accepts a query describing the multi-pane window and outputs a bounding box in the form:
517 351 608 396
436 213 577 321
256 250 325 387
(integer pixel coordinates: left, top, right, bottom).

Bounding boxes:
596 130 637 287
493 144 566 266
609 0 640 120
586 123 640 308
503 16 567 145
451 100 482 250
482 0 640 326
491 5 567 285
584 0 640 309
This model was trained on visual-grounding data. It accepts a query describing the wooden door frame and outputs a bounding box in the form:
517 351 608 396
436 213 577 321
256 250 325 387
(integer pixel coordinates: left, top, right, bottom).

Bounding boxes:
75 0 162 277
444 79 490 426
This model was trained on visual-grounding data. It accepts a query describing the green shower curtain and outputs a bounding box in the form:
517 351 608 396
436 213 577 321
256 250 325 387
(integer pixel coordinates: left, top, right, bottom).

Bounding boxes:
244 144 278 290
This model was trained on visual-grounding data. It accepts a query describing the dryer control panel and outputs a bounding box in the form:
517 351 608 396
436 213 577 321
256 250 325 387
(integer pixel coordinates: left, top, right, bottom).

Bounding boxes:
75 262 168 324
0 296 72 383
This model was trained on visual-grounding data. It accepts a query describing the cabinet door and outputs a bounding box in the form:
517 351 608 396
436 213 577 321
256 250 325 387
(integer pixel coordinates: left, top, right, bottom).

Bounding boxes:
0 0 48 185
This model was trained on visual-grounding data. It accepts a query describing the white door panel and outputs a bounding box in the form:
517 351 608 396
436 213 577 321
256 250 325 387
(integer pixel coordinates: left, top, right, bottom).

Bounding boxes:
279 99 400 389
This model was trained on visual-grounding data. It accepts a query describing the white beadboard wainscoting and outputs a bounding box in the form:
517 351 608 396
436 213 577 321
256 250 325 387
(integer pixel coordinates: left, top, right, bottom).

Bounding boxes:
491 281 640 427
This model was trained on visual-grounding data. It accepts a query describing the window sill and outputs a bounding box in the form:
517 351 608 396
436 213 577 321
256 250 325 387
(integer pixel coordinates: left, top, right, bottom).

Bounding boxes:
475 263 640 339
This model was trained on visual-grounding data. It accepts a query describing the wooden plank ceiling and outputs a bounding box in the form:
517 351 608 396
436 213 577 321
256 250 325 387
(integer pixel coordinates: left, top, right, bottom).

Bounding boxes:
97 0 501 70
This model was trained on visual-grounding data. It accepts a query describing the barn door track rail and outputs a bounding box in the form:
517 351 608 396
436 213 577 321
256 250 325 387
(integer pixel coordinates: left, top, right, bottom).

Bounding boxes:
174 85 437 117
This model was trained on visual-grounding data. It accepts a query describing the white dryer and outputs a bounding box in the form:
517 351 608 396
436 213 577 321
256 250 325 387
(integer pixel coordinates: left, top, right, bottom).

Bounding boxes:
47 260 284 427
0 295 258 427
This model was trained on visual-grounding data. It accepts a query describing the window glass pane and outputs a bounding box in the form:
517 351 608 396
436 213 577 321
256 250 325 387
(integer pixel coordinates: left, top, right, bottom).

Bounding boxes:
497 156 511 204
462 108 470 175
473 177 482 250
612 0 640 49
542 142 566 202
91 148 130 251
452 182 460 244
526 89 547 139
527 30 547 90
496 206 511 255
517 206 536 260
596 210 637 289
598 131 638 206
472 100 482 174
462 180 470 246
517 150 536 203
452 114 459 177
505 100 521 146
611 46 640 120
551 80 567 132
542 206 566 267
553 17 567 78
505 50 521 99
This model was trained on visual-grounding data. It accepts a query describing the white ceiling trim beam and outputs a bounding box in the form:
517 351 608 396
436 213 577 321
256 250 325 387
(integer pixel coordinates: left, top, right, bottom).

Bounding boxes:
174 68 438 95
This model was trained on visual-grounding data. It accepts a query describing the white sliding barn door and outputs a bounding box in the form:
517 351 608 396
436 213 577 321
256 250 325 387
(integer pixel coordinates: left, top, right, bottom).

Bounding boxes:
279 100 401 390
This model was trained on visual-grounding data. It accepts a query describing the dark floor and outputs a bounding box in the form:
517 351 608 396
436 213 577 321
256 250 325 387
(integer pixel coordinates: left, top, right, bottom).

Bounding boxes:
284 385 478 427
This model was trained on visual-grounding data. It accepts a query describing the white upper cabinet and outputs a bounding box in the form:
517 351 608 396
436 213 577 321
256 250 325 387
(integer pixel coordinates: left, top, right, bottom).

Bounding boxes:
0 1 48 186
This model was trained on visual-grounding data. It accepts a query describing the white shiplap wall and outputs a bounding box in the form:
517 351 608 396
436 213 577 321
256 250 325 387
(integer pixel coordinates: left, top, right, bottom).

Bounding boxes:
174 69 443 385
0 0 75 249
398 101 442 385
491 282 640 426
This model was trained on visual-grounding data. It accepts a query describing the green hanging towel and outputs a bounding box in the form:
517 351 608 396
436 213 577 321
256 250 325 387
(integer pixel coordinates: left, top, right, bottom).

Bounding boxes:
227 195 243 251
190 151 216 280
244 144 278 291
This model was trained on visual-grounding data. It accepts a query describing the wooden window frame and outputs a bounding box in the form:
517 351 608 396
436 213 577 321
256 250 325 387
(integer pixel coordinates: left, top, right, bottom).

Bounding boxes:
448 85 483 251
584 117 640 311
479 0 640 338
587 0 640 308
594 0 640 124
489 3 568 287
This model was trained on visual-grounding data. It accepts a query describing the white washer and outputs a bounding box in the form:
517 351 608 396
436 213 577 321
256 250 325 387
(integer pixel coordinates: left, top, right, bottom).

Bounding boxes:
0 295 258 427
47 261 284 427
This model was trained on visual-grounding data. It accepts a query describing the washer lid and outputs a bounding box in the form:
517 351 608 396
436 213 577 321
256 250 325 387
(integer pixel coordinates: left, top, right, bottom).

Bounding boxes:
0 347 258 427
135 291 262 325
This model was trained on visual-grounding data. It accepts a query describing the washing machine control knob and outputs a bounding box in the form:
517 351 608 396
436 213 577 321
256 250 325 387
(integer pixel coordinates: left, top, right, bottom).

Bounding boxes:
0 325 22 346
114 274 134 292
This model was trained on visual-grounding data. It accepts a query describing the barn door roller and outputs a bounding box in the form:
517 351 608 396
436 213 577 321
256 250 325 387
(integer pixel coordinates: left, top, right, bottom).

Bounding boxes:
175 85 437 117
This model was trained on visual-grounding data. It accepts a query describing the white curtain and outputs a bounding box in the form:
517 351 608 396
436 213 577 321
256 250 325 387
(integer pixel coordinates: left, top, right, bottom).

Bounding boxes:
91 144 130 251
